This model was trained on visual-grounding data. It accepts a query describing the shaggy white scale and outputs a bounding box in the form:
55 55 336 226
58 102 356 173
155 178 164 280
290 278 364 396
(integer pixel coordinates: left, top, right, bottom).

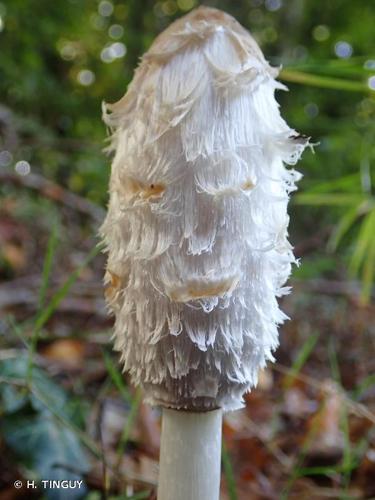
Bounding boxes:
101 6 309 412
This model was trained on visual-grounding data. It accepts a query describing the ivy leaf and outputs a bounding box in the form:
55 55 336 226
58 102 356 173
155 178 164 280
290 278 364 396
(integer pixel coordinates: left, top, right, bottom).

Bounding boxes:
3 412 89 500
0 357 89 499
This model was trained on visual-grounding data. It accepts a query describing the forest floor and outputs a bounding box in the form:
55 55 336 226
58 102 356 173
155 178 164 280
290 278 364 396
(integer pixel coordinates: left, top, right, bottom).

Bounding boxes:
1 172 374 500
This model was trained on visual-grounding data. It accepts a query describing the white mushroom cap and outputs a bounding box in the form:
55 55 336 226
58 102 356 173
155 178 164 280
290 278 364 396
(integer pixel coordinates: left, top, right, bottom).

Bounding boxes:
101 6 309 411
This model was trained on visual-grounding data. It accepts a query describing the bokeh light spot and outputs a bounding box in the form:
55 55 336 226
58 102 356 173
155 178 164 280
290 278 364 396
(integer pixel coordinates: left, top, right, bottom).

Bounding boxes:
98 0 114 17
334 41 353 59
368 76 375 91
265 0 282 11
59 41 78 61
101 47 112 63
162 1 177 16
101 42 127 63
110 42 126 58
304 103 319 118
91 13 108 30
313 25 330 42
0 150 12 167
108 24 124 39
77 69 95 86
364 60 375 70
177 0 196 10
263 27 278 43
15 161 30 176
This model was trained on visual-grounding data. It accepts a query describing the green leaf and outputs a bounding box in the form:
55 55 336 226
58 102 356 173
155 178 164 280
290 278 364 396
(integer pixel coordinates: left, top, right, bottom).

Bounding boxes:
361 229 375 302
33 243 104 334
0 357 71 419
349 209 375 276
38 219 60 311
351 374 375 400
28 242 104 384
283 332 320 389
3 413 88 500
0 357 90 499
103 350 132 404
0 384 28 413
328 342 353 491
301 173 361 194
327 205 361 251
280 69 372 93
116 387 143 465
295 193 366 206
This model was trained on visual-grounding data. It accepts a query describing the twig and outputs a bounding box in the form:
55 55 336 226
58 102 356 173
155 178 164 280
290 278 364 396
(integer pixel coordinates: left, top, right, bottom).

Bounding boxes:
0 283 107 319
0 169 105 224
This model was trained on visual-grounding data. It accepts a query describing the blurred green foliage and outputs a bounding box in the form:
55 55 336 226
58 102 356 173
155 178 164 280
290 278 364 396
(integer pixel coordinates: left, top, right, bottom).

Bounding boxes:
0 0 374 292
0 2 374 497
1 356 90 499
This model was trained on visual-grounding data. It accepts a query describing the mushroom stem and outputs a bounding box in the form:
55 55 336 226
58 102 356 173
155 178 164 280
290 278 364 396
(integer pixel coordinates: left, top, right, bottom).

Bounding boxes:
158 408 222 500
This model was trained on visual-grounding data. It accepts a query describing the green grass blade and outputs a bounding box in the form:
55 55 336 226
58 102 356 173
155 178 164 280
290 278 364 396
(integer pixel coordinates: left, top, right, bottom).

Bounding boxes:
280 69 371 93
295 465 347 477
27 242 103 385
222 440 238 500
294 193 365 206
283 332 320 389
281 396 329 499
34 242 103 333
103 350 132 404
38 221 59 311
327 206 361 252
328 341 352 494
351 374 375 400
349 209 375 276
116 387 143 466
328 338 341 384
301 173 361 194
361 231 375 303
6 315 30 349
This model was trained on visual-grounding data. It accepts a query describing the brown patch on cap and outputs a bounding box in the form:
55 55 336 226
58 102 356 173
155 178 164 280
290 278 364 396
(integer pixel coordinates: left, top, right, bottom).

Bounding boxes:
242 179 255 191
118 176 165 201
105 270 122 301
168 276 239 302
140 182 166 200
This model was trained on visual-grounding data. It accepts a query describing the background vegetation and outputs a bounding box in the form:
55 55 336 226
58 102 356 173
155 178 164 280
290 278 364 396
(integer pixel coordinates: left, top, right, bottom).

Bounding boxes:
0 0 374 499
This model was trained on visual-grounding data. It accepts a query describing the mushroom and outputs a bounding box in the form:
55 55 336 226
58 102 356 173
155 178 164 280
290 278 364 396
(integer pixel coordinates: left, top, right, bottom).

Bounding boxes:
101 6 309 500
